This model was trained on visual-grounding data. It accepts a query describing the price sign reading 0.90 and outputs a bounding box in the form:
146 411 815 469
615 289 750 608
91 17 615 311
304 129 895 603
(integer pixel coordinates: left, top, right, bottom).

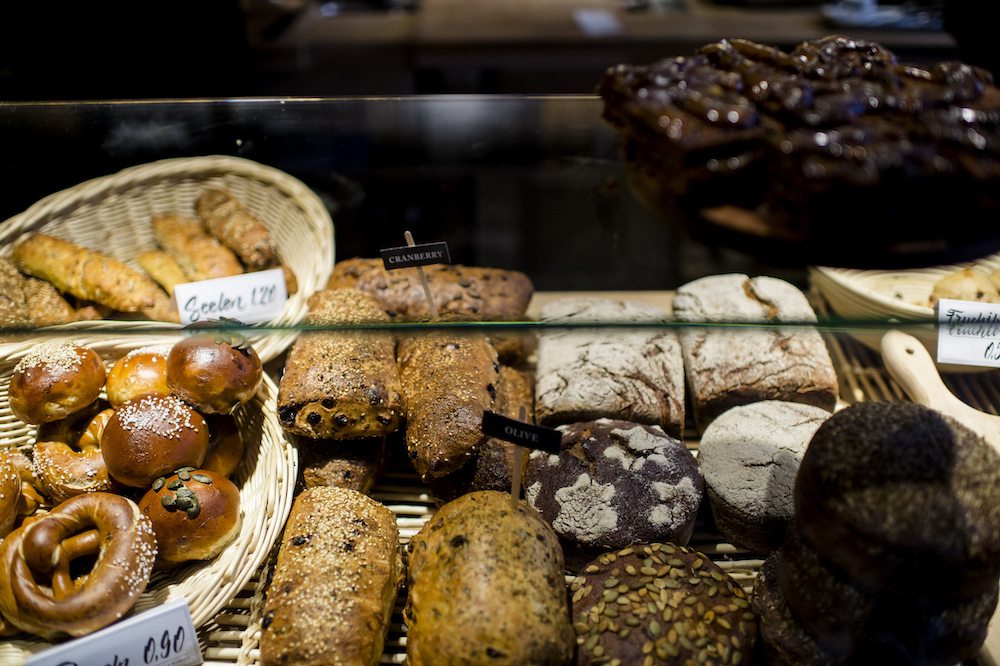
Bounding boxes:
25 598 202 666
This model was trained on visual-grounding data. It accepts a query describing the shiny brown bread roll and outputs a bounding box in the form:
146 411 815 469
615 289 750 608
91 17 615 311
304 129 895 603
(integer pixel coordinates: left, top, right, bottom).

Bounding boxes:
101 394 210 487
105 344 173 408
138 469 240 568
202 414 245 478
0 450 22 539
404 491 575 666
260 486 403 666
32 401 118 503
9 341 106 425
167 331 263 415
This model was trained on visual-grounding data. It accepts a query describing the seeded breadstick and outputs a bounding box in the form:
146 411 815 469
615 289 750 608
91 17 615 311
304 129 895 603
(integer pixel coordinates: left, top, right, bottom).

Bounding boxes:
260 487 402 666
152 214 244 282
196 188 277 271
136 250 189 294
12 234 178 322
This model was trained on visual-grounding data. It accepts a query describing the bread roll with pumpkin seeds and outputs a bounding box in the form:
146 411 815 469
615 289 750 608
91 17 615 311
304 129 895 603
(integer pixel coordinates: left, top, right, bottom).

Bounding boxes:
404 490 575 666
570 543 757 666
259 487 402 666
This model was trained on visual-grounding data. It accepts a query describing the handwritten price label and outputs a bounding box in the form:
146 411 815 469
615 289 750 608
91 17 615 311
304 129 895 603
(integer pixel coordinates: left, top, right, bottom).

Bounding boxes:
172 269 287 326
25 598 201 666
937 298 1000 368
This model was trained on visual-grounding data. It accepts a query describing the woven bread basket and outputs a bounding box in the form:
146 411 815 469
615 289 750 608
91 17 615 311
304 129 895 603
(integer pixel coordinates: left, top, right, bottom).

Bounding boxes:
0 155 335 363
810 255 1000 373
0 341 297 664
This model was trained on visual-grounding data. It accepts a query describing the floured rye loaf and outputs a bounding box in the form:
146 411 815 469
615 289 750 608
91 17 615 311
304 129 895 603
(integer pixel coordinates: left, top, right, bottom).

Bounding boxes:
277 288 406 439
698 400 831 552
673 273 837 432
599 35 1000 243
535 297 684 437
526 419 702 570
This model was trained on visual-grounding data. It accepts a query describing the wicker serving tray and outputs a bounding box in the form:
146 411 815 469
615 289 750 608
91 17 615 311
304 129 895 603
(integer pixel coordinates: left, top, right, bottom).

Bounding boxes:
0 341 298 664
0 155 336 363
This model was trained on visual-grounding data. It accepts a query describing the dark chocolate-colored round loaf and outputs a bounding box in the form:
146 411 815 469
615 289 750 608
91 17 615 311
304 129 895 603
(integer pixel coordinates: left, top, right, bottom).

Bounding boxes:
525 419 702 571
794 401 1000 599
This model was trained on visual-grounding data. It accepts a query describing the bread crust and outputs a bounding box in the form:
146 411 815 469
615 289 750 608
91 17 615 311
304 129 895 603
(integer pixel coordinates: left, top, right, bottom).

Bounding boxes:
260 487 402 666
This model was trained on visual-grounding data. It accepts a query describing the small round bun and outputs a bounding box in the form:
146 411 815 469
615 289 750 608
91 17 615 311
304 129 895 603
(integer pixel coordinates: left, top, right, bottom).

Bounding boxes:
106 345 172 408
202 414 245 478
0 450 22 539
101 394 209 488
166 331 262 414
33 401 118 503
138 469 240 568
9 341 106 425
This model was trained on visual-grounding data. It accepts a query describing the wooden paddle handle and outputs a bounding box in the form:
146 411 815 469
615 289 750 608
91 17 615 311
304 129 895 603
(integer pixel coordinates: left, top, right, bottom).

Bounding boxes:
880 330 964 412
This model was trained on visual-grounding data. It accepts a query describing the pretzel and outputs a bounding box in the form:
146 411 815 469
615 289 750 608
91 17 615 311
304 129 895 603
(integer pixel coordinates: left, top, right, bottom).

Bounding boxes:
33 401 118 504
0 492 157 640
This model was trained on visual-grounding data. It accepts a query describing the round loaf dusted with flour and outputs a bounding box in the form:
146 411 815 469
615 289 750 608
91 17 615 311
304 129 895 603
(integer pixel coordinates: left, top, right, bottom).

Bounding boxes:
526 419 702 570
698 401 831 552
795 401 1000 599
570 543 756 666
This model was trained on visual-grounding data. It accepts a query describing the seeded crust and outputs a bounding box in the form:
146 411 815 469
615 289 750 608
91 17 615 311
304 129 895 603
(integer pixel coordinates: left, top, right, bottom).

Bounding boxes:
698 401 831 553
277 288 406 439
795 401 1000 600
22 277 79 326
260 487 402 666
328 257 533 321
525 419 702 571
672 274 837 433
295 434 391 495
535 297 685 437
0 257 30 328
428 366 533 504
777 519 997 664
752 555 839 666
398 327 499 479
570 543 756 666
404 490 575 666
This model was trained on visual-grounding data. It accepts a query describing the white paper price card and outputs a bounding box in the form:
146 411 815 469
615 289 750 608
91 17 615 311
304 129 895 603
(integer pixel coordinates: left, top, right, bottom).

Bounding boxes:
173 268 287 326
937 298 1000 368
25 598 202 666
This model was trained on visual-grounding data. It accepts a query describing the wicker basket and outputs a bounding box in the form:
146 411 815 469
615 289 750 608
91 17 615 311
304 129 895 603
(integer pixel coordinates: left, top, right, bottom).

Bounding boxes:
0 155 335 363
0 343 298 664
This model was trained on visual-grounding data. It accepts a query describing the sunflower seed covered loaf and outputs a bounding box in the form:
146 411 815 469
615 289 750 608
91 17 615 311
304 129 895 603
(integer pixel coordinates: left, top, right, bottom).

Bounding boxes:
405 490 575 666
260 487 403 666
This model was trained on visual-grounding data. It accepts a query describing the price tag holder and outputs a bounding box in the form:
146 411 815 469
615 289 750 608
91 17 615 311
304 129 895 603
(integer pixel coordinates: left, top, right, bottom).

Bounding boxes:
481 410 563 454
172 269 287 326
936 298 1000 368
379 241 451 269
25 597 201 666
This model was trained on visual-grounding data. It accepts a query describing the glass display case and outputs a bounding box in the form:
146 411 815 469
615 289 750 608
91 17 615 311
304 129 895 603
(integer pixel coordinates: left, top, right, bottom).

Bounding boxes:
1 96 999 666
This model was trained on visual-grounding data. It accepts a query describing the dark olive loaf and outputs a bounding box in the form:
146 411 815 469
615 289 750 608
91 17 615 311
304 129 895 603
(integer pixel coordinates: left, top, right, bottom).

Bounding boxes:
397 326 499 479
295 435 391 494
570 543 756 666
428 366 533 504
526 419 702 571
260 487 403 666
277 288 405 439
672 273 837 432
794 401 1000 600
405 490 575 666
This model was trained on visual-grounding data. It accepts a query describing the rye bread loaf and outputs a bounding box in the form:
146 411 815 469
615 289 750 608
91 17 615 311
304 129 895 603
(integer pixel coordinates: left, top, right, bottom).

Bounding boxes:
428 366 533 504
398 327 499 479
795 401 1000 600
404 490 575 666
672 273 837 432
525 419 702 570
535 297 685 437
295 435 391 494
698 400 831 552
328 257 533 320
277 288 405 439
259 487 403 666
